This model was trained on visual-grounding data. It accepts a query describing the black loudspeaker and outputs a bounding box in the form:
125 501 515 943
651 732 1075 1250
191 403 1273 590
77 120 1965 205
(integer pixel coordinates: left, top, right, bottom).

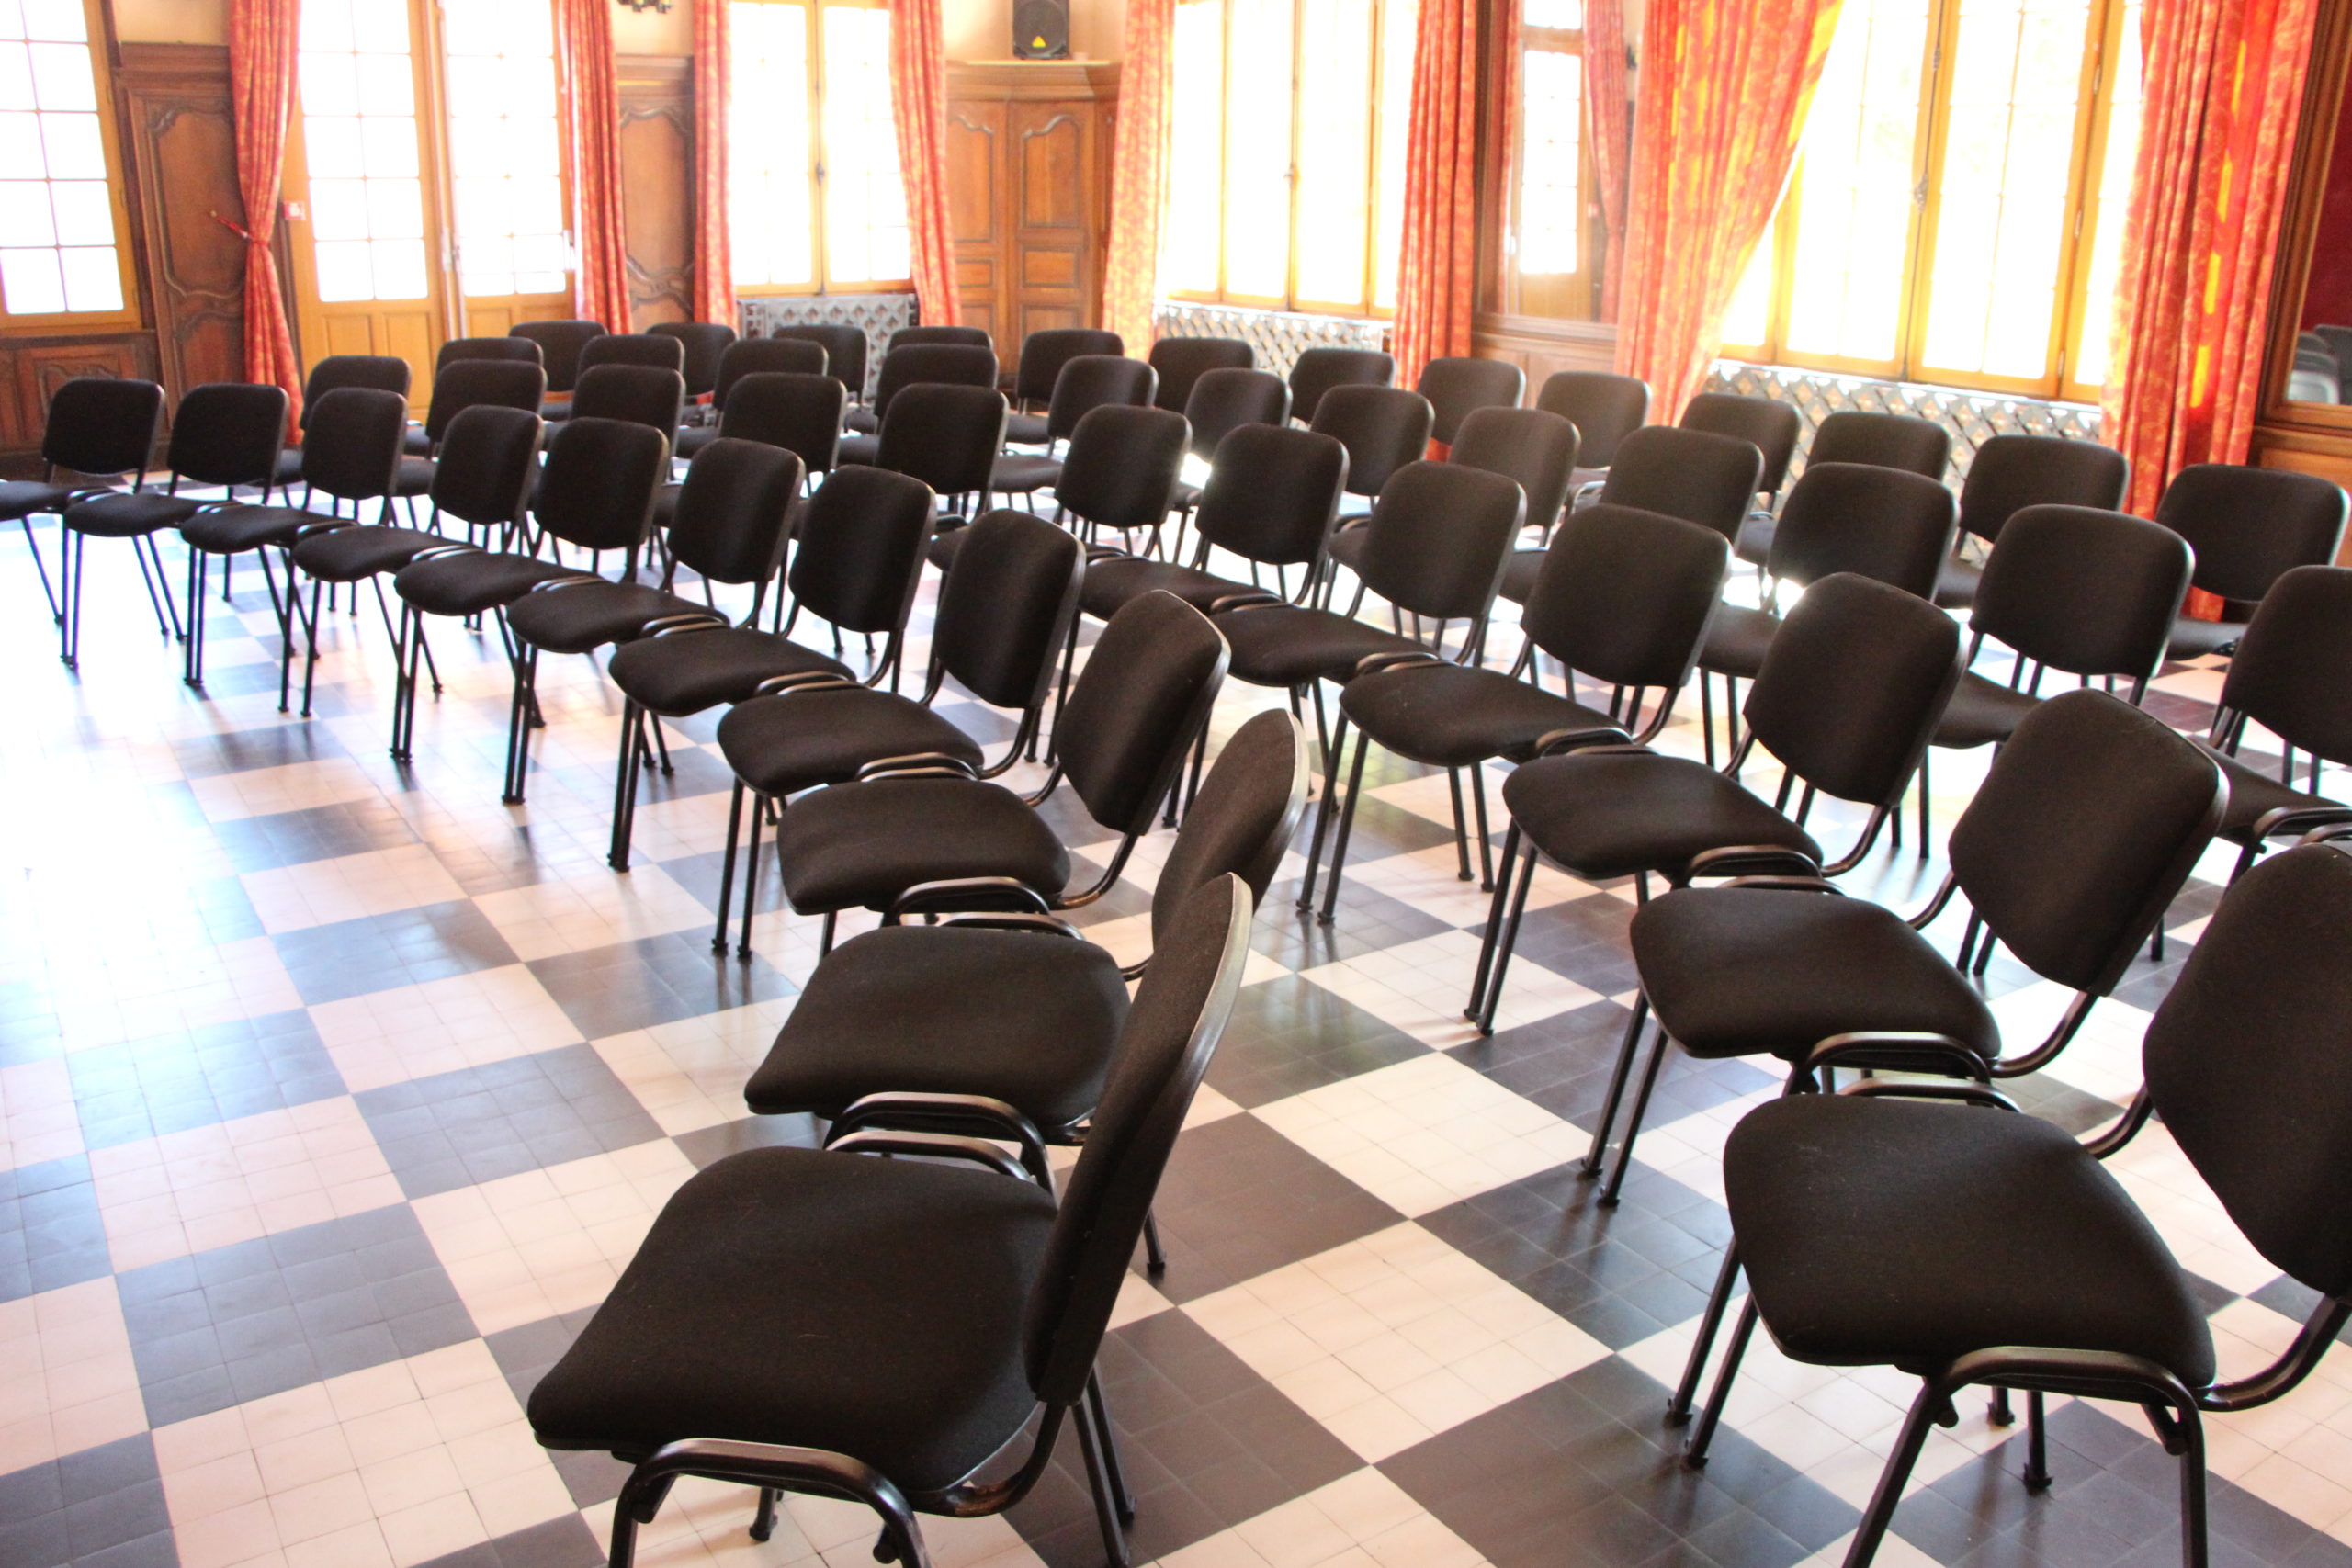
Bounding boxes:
1012 0 1070 59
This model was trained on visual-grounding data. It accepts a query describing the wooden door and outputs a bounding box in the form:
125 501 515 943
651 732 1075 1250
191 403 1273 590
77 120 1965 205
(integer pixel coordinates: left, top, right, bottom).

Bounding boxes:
436 0 577 338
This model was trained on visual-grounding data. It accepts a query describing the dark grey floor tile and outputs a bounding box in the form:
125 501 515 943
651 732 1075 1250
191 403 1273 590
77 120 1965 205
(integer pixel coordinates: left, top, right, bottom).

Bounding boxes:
1252 876 1458 970
0 1433 177 1568
671 1114 823 1169
210 796 422 874
0 1155 112 1305
173 724 345 780
414 1514 605 1568
273 899 520 1005
355 1043 663 1199
1144 1111 1404 1303
64 1010 345 1148
525 930 795 1039
1205 975 1430 1108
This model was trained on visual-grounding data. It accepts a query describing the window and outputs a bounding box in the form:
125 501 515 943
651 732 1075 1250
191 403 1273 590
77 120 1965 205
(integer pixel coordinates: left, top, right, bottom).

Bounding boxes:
1165 0 1418 317
297 0 432 303
1719 0 2143 401
1506 0 1590 318
729 0 910 294
0 0 135 325
442 0 570 301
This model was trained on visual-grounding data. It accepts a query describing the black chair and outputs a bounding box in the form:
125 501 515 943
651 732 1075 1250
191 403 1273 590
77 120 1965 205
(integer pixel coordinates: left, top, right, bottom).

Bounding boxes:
501 438 802 801
1441 407 1582 611
389 416 671 764
273 355 410 484
0 378 164 626
57 382 285 671
526 872 1255 1568
1602 686 2222 1226
582 332 688 375
1935 434 2130 607
2153 463 2347 658
567 364 688 453
1416 356 1526 446
1805 409 1951 479
708 508 1085 953
395 358 548 474
1166 368 1293 526
1148 334 1254 413
605 466 938 870
1288 346 1394 424
510 320 606 401
1006 327 1123 444
1315 384 1435 509
859 384 1009 538
2190 565 2352 876
289 403 541 716
1470 573 1965 1038
1301 502 1728 919
768 323 869 406
655 372 847 532
1681 392 1800 515
989 355 1159 502
840 344 1002 446
676 338 832 457
1673 836 2351 1568
182 386 409 700
888 323 993 352
767 591 1228 953
1040 404 1189 555
650 320 738 400
437 335 541 371
1496 423 1766 608
1535 369 1649 484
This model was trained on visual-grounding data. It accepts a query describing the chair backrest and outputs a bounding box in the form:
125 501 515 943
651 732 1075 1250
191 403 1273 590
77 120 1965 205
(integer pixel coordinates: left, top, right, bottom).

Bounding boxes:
1015 328 1123 404
1023 874 1251 1404
649 321 737 396
1056 405 1189 533
1955 434 2130 547
1416 356 1527 446
1193 424 1347 569
1149 335 1255 412
509 321 606 393
438 335 541 370
2143 844 2352 1299
1768 462 1957 599
714 336 830 408
1450 407 1579 535
931 508 1085 710
40 378 164 478
1523 502 1729 691
303 386 413 505
874 382 1007 499
889 324 993 353
424 359 547 444
425 403 539 525
1535 371 1648 469
1044 355 1158 444
1599 425 1763 543
668 438 804 591
1289 346 1395 423
786 464 937 636
1182 368 1290 461
569 364 687 447
718 371 845 477
580 333 687 376
1152 710 1308 947
1972 504 2192 682
300 355 410 431
1356 459 1527 624
2218 565 2352 768
870 343 1001 419
1949 688 2223 996
1743 571 1964 809
1055 591 1230 833
768 324 867 399
1806 410 1951 480
1679 392 1801 502
166 383 287 490
1312 384 1435 498
2154 463 2348 605
534 415 671 553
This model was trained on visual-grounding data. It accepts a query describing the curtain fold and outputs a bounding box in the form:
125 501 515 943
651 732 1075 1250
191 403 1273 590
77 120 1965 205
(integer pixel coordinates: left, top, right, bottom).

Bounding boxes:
1102 0 1172 351
1583 0 1631 321
1390 0 1482 386
554 0 632 330
887 0 961 324
229 0 303 429
1613 0 1842 417
692 0 734 327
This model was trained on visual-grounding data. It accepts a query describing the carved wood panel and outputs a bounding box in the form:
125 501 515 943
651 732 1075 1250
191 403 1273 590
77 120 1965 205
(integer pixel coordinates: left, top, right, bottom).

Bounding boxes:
618 57 693 330
115 44 245 404
945 62 1114 365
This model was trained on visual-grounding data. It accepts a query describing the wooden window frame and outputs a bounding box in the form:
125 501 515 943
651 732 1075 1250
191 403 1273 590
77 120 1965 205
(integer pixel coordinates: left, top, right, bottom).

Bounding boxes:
1499 11 1597 320
0 0 142 336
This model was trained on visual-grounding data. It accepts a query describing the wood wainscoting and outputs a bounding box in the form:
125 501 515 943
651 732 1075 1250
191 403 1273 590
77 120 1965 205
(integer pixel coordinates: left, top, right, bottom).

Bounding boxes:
1469 313 1620 394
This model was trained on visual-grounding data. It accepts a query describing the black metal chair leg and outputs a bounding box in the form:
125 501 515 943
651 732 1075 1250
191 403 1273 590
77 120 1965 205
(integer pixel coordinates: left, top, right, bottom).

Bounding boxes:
21 517 60 622
818 908 837 956
609 703 645 871
59 530 82 667
1916 750 1932 860
184 550 207 687
1839 1383 1946 1568
2022 1389 2052 1491
1141 1211 1167 1275
1700 667 1717 768
1468 762 1494 890
738 794 768 960
300 576 325 716
1682 1294 1758 1466
1581 993 1650 1176
1989 1384 2014 1425
712 779 746 953
1296 714 1351 913
749 1486 779 1542
1600 1021 1673 1205
502 648 539 803
1086 1371 1137 1524
1317 729 1373 925
1465 821 1520 1021
1669 1247 1745 1425
128 531 172 639
1476 836 1544 1035
1447 769 1474 882
1072 1390 1133 1568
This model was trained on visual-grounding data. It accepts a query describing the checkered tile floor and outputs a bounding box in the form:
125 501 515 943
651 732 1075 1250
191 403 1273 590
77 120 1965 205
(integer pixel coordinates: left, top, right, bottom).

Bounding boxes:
6 496 2351 1568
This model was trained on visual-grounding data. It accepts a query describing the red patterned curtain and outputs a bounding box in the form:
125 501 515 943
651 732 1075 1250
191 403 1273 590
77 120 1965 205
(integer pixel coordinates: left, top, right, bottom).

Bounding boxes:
692 0 734 326
887 0 961 324
1390 0 1481 385
229 0 303 429
1102 0 1172 350
1613 0 1842 417
554 0 631 329
1583 0 1631 319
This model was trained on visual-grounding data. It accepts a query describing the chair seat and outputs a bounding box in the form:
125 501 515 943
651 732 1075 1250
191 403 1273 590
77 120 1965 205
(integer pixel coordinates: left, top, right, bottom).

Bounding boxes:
1933 555 1981 609
2167 615 2245 660
1735 513 1777 567
539 399 572 421
1003 411 1051 446
63 491 200 537
1932 671 2040 750
504 581 710 654
775 777 1071 915
844 407 879 434
673 424 719 458
1080 557 1251 621
292 525 450 581
2203 743 2343 842
181 506 335 555
1725 1094 2216 1382
392 455 435 496
991 455 1061 494
1340 662 1618 767
717 687 984 798
650 482 681 532
0 479 83 520
394 551 585 617
1498 547 1544 606
1171 481 1201 512
402 426 433 457
1324 525 1369 574
1503 750 1820 883
837 434 880 468
606 625 852 716
526 1145 1054 1491
273 448 305 484
1632 887 2000 1064
745 925 1127 1129
1213 603 1422 688
1699 604 1779 681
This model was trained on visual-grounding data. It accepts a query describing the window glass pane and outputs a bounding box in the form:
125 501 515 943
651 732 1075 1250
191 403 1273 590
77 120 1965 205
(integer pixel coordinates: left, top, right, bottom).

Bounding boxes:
18 0 84 43
48 176 107 244
0 44 34 109
2069 0 2138 389
1525 0 1582 24
820 4 910 285
1222 0 1292 298
1294 0 1374 306
1719 221 1775 350
0 4 121 319
38 110 99 176
729 1 815 287
57 242 115 310
26 40 89 108
442 0 568 299
1166 0 1224 294
300 0 429 301
1374 0 1415 309
1517 47 1582 275
0 246 63 313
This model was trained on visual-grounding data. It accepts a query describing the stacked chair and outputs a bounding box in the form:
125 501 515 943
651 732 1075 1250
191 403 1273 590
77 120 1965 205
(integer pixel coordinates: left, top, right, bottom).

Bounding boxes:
2 377 163 633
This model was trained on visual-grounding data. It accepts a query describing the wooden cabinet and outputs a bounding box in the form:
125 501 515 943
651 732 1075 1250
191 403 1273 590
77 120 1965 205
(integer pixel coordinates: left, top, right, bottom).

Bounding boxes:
945 62 1116 367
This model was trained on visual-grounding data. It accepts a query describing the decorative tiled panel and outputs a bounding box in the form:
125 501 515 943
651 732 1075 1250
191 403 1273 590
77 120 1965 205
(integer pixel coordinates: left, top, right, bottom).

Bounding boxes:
1702 361 2107 483
1153 302 1392 380
737 294 919 400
